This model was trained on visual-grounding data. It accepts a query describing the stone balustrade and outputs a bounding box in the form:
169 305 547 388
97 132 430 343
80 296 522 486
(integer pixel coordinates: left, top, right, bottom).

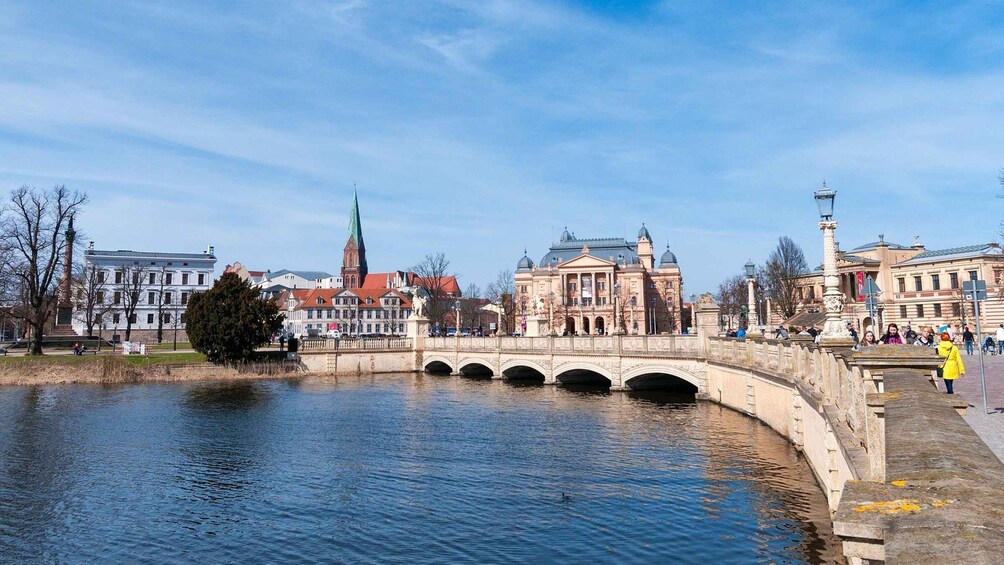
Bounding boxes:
299 337 411 351
424 334 701 357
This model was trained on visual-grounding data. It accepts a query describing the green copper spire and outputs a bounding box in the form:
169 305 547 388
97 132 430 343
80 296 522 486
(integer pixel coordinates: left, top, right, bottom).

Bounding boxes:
347 185 364 249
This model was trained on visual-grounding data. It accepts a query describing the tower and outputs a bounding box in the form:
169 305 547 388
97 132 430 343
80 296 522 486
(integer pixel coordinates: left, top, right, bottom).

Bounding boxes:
637 223 654 270
341 187 368 288
56 213 76 325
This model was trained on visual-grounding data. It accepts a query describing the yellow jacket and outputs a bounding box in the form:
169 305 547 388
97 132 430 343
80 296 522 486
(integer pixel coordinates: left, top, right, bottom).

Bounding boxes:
937 340 965 380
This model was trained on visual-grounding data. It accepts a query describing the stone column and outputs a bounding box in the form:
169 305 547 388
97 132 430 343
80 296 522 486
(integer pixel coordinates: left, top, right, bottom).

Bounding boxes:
694 295 721 355
746 276 759 335
819 221 854 346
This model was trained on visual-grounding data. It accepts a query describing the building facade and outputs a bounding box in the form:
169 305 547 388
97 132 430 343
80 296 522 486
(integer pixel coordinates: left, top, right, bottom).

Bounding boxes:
282 287 412 337
787 237 1004 333
72 244 217 342
514 225 683 335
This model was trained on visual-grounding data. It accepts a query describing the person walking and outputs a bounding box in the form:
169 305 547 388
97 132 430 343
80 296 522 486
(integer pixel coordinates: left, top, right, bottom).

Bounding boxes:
937 332 965 394
962 326 975 355
996 324 1004 355
846 322 858 343
879 323 904 344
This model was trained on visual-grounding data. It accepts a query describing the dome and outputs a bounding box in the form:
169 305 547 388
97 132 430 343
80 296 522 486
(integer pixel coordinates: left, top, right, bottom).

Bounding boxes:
516 250 534 271
637 223 651 241
559 227 573 243
659 244 678 266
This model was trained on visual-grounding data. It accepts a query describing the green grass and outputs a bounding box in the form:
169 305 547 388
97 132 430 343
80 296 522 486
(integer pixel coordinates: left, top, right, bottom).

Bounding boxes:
147 341 192 351
0 351 207 366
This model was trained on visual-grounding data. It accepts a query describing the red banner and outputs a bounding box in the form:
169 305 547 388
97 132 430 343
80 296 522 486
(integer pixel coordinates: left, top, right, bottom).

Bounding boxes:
856 271 864 297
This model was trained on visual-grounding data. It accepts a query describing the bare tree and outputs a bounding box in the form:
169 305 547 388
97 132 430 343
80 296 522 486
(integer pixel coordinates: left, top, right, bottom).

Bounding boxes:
764 236 808 320
73 263 112 337
485 269 515 335
459 283 483 333
116 264 150 341
0 186 87 354
716 274 745 330
411 252 454 329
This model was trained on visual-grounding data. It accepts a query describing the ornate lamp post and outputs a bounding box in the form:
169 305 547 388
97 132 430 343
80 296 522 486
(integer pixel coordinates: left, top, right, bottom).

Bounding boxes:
815 182 853 344
745 260 759 335
612 283 623 334
455 298 462 339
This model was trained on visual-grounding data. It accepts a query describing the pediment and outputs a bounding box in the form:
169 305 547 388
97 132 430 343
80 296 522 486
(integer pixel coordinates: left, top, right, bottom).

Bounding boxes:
558 254 615 269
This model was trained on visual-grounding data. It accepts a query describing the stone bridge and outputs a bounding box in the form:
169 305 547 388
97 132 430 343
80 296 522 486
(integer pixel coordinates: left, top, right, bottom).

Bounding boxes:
420 335 705 392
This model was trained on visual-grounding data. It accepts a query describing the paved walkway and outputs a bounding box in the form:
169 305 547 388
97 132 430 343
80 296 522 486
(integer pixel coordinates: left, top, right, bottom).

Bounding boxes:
937 350 1004 462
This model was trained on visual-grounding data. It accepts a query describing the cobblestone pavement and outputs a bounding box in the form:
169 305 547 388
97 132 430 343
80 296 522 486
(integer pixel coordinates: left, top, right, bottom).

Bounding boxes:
938 350 1004 462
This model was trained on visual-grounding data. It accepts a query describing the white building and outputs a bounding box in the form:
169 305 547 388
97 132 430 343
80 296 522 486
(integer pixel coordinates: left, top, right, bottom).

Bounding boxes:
73 244 217 342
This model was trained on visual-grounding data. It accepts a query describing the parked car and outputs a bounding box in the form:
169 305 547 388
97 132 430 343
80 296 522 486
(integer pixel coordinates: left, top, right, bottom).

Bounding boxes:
325 330 342 339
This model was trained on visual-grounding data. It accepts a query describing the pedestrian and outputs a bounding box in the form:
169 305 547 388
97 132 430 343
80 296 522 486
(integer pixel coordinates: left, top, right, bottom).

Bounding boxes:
856 330 878 351
806 326 818 339
736 327 746 339
914 326 934 347
937 332 965 394
72 342 80 356
962 326 975 355
903 324 918 342
879 323 904 344
774 326 789 340
984 335 996 356
846 322 858 343
279 334 286 352
996 324 1004 355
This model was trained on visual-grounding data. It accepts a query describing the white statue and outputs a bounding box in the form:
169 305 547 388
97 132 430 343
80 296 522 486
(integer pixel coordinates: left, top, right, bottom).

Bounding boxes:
532 295 545 315
411 291 427 318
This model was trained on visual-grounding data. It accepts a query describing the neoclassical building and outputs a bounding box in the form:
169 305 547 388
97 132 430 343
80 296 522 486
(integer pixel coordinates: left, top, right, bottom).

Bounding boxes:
514 225 683 335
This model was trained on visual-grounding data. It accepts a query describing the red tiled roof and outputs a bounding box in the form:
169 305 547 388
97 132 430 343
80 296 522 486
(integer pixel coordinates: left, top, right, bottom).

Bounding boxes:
413 275 460 295
361 272 399 289
294 288 412 310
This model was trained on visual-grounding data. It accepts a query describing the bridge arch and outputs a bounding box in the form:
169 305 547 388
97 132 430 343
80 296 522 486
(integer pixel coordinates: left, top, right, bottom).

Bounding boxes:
554 362 614 386
458 357 495 377
621 364 701 393
500 359 547 382
423 355 455 374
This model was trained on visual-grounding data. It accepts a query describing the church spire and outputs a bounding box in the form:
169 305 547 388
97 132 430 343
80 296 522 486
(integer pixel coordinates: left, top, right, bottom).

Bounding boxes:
347 184 364 248
341 185 368 288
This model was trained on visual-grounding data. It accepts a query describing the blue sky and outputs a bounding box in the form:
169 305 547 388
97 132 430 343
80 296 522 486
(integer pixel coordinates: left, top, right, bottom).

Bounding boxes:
1 1 1003 295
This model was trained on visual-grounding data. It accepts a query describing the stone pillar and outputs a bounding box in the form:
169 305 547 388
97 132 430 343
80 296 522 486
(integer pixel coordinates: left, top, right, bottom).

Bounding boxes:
406 315 429 344
819 220 854 346
694 294 721 355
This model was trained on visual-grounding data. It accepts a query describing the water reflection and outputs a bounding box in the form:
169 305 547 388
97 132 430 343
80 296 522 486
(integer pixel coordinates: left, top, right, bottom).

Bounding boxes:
0 375 841 564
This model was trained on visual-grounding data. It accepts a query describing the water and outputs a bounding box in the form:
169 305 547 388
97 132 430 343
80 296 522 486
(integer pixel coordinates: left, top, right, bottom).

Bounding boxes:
0 374 841 564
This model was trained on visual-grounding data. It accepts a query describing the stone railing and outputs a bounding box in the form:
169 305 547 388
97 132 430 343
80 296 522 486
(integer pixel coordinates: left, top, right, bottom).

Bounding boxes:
299 337 412 351
424 334 701 357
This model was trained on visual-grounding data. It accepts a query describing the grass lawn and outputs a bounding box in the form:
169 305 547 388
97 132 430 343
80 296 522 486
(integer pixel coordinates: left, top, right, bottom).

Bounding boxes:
0 351 207 366
147 341 192 351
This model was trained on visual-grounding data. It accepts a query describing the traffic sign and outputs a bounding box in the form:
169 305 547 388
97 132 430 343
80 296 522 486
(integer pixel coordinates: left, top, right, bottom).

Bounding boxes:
862 275 881 296
963 280 987 301
865 297 877 311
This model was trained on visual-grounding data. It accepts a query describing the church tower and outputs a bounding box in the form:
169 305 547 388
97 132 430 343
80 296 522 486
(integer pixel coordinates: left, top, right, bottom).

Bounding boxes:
341 188 368 288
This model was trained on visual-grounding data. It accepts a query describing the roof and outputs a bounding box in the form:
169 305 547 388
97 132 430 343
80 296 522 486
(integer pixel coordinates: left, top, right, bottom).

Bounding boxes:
783 310 827 328
413 275 461 295
295 287 412 310
659 244 678 266
361 272 405 289
264 269 334 281
539 236 640 266
897 244 1003 265
347 187 364 249
851 240 908 252
837 253 881 265
276 289 311 309
88 249 216 261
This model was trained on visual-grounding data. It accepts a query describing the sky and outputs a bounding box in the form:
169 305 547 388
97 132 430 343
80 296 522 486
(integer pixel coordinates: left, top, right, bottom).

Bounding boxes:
1 0 1003 296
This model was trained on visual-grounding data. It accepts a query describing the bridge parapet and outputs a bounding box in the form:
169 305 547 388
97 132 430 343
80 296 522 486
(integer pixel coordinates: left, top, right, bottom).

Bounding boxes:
425 334 700 357
299 337 412 351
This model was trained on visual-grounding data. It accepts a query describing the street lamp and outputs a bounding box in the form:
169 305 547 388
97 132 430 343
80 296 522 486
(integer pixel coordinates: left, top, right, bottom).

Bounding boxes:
455 298 462 338
745 260 759 335
814 182 853 344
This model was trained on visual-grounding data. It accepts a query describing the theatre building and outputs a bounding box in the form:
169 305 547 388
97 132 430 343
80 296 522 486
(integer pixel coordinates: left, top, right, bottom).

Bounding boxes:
514 225 683 335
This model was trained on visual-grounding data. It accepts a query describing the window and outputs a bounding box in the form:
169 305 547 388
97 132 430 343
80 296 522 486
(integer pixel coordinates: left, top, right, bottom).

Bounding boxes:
149 273 156 285
148 292 156 304
97 271 106 283
968 270 978 281
147 313 155 324
630 296 637 306
933 303 942 317
165 273 173 285
326 310 332 318
366 310 373 319
952 303 961 316
913 276 922 291
113 313 121 324
182 273 189 285
163 313 171 324
198 274 206 285
114 291 122 305
366 324 372 333
307 310 314 319
115 271 123 284
916 304 924 318
949 272 959 289
931 274 940 290
180 313 186 324
897 278 906 293
375 310 381 319
900 305 908 318
129 314 136 324
181 292 188 305
96 291 104 303
164 292 172 305
133 272 140 284
316 297 324 304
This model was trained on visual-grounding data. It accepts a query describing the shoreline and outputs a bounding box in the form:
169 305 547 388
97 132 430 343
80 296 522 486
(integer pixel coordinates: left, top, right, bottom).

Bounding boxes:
0 357 304 387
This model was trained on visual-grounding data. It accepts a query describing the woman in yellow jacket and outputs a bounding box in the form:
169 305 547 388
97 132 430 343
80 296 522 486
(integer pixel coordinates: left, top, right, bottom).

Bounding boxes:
938 332 965 394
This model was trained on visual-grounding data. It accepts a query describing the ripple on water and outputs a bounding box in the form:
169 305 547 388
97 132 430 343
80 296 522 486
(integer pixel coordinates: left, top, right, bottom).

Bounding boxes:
0 376 841 564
